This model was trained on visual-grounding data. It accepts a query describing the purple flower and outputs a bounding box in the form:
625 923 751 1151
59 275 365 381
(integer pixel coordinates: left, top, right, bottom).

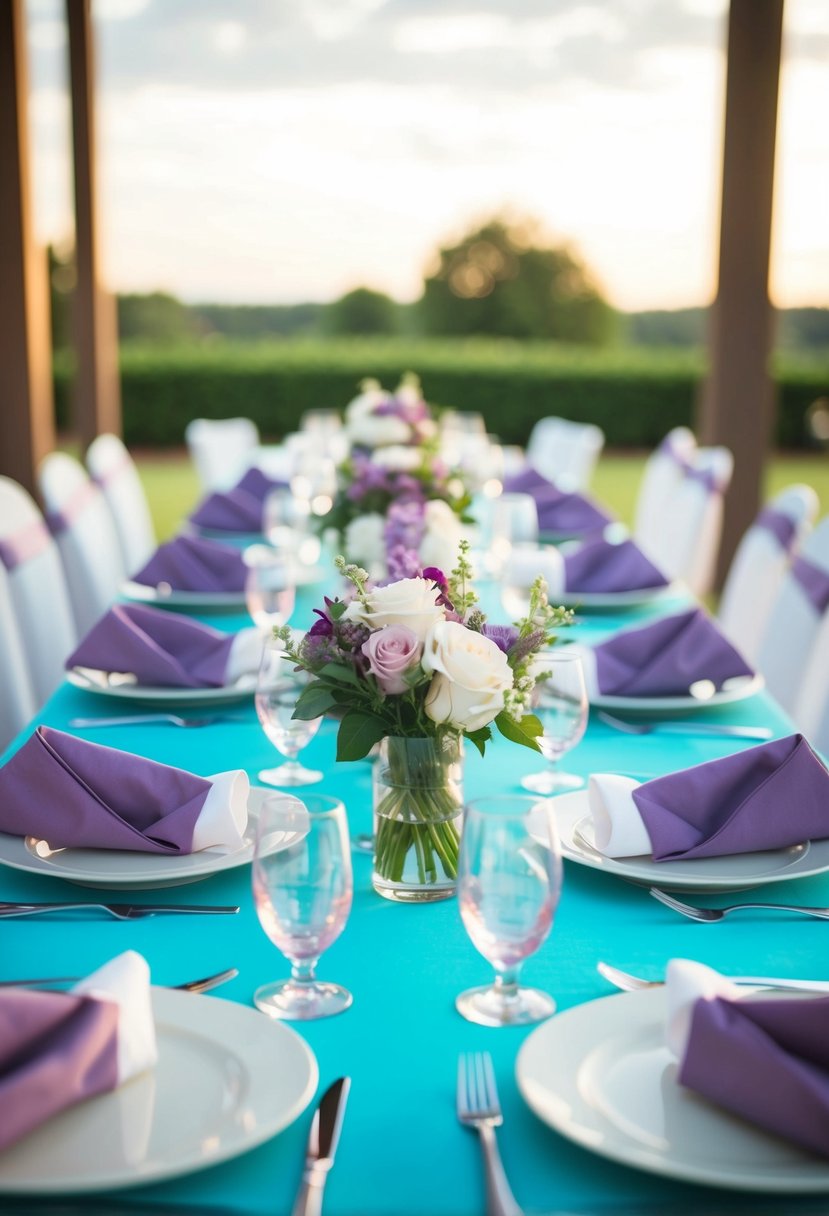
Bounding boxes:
309 608 334 637
422 566 454 611
386 545 423 582
482 624 520 655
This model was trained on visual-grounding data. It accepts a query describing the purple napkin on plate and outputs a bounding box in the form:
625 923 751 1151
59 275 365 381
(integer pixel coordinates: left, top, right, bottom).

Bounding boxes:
189 467 284 533
0 952 155 1153
564 536 668 593
593 608 754 697
130 534 246 592
680 989 829 1158
633 734 829 861
65 603 235 688
0 727 216 853
504 466 612 535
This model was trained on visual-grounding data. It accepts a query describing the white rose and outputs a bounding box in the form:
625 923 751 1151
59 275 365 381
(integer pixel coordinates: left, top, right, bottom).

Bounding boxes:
347 413 412 448
371 445 422 472
342 576 445 642
344 512 385 568
345 383 390 423
422 621 512 732
418 500 465 572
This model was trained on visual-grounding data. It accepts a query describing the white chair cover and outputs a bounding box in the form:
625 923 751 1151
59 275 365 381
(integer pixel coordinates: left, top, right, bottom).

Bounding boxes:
86 433 155 573
526 418 605 490
0 563 37 750
185 417 260 492
38 452 126 636
634 427 697 562
756 515 829 719
718 484 819 663
0 476 77 705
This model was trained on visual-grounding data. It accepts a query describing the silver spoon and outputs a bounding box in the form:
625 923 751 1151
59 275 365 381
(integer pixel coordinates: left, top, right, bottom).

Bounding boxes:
649 886 829 922
597 960 829 994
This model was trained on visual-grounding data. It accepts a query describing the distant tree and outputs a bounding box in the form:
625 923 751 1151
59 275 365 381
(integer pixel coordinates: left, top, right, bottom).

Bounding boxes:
418 216 615 344
117 292 206 344
192 302 324 339
324 287 399 336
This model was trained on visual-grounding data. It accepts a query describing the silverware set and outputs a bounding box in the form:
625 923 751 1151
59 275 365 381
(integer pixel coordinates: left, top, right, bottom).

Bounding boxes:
0 900 240 920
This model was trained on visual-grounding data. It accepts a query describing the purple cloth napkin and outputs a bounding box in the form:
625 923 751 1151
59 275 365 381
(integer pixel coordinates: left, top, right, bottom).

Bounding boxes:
593 608 754 697
0 726 213 853
130 534 246 592
633 734 829 861
0 987 119 1151
189 467 284 533
65 603 234 688
504 466 612 535
564 536 668 593
680 990 829 1158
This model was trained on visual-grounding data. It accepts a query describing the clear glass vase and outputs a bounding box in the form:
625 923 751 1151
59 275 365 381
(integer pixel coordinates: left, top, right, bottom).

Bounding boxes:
372 735 464 903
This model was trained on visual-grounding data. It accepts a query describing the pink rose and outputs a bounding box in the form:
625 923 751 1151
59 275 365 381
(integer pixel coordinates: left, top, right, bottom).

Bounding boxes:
362 625 423 695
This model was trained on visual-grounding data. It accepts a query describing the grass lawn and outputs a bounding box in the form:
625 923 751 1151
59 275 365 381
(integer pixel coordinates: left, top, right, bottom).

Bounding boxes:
135 448 829 543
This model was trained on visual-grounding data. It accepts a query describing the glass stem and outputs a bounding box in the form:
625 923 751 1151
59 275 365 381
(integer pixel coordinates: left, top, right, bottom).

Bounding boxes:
494 965 523 1001
290 959 317 985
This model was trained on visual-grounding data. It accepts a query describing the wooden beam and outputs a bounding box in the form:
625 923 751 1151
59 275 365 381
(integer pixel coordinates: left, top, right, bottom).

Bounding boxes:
66 0 121 446
698 0 784 586
0 0 56 499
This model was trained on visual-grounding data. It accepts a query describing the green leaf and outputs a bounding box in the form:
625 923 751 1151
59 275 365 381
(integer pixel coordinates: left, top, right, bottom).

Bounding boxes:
494 711 543 753
336 712 388 762
463 726 491 758
292 682 339 720
328 600 348 621
319 661 361 687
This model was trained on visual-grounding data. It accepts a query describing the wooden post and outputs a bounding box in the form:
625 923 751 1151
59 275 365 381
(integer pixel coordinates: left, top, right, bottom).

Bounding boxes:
698 0 784 586
0 0 56 498
66 0 121 446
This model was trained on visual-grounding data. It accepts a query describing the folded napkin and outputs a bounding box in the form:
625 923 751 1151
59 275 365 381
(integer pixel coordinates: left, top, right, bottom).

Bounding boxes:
577 608 754 698
130 534 247 592
563 534 669 594
189 467 285 533
504 466 613 535
65 603 262 689
0 951 156 1152
0 726 249 854
666 958 829 1159
588 734 829 860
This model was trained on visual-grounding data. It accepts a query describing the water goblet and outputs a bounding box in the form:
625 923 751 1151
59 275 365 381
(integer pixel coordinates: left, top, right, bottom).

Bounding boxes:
253 793 353 1020
456 794 562 1027
521 651 588 793
263 488 321 569
256 642 322 786
490 492 539 575
244 545 296 632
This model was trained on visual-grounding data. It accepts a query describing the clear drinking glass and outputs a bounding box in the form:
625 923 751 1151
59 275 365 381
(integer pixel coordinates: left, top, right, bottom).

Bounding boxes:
263 488 321 569
521 651 588 793
244 545 296 632
490 492 539 575
255 641 323 786
457 795 562 1027
253 793 353 1020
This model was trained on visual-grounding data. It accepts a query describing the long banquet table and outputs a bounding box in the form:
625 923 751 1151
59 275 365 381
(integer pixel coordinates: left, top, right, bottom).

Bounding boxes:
2 579 827 1216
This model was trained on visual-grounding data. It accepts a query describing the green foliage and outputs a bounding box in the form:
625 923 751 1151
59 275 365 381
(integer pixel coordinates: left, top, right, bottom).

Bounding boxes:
191 302 324 340
419 216 616 345
335 711 389 762
494 710 543 752
118 293 206 345
324 287 400 336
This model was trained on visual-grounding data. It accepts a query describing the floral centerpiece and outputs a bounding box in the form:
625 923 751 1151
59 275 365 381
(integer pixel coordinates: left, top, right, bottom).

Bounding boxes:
275 542 571 902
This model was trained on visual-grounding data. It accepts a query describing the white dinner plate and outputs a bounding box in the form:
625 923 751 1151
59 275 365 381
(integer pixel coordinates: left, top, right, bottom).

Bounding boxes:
539 790 829 892
516 987 829 1193
552 581 685 612
0 786 306 889
590 672 765 713
0 988 318 1195
67 667 257 705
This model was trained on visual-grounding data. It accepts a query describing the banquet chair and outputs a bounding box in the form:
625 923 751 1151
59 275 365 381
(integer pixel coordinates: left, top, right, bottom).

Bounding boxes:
633 427 697 562
526 418 605 490
757 514 829 721
717 484 819 663
0 476 77 706
185 417 260 492
86 433 155 572
0 564 37 749
38 452 126 636
641 445 733 598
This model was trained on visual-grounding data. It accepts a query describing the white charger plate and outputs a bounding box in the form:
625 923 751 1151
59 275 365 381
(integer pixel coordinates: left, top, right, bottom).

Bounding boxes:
67 667 257 705
516 987 829 1193
0 988 318 1195
0 787 306 889
540 790 829 892
590 672 765 713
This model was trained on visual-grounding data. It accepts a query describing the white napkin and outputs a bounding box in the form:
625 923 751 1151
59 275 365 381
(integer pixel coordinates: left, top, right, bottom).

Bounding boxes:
664 958 742 1059
503 544 565 596
72 951 158 1084
194 769 250 852
587 773 651 857
225 626 265 685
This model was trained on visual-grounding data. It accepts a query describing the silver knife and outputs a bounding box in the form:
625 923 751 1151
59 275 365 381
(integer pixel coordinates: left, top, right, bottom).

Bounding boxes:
291 1077 351 1216
0 901 239 919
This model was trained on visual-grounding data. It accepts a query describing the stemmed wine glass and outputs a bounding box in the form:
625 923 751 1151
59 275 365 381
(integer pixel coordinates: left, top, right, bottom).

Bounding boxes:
521 651 588 793
244 545 296 632
256 639 322 786
456 795 562 1026
253 793 353 1020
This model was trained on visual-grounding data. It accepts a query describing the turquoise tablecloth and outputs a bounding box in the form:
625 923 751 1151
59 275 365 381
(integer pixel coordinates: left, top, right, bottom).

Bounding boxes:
1 582 826 1216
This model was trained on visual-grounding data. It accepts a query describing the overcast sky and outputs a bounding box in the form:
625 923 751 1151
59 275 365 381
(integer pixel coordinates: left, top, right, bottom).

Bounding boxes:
25 0 829 310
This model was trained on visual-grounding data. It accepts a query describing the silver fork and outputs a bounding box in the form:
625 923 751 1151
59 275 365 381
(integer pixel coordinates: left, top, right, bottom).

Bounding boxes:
68 714 247 728
0 901 239 920
0 967 238 992
597 711 771 741
597 960 829 994
457 1052 524 1216
649 886 829 922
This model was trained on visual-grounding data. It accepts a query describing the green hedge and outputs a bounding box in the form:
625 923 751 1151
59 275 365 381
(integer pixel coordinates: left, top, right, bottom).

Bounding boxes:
53 339 829 449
